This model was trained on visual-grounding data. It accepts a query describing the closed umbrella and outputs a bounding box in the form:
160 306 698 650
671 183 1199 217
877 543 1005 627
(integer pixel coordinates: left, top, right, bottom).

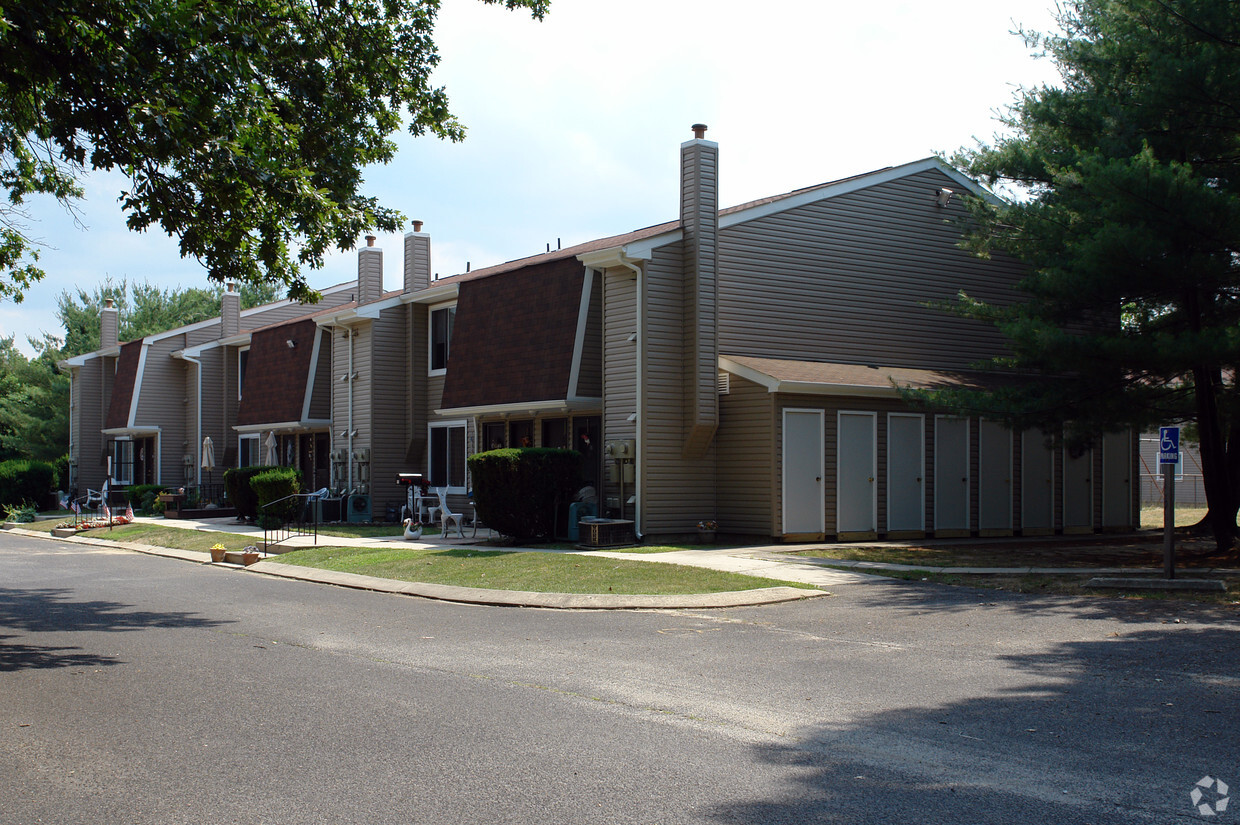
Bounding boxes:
201 436 215 506
264 431 278 465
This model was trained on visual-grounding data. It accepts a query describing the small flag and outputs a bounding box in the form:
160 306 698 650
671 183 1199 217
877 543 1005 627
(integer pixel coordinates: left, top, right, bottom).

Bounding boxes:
72 499 81 515
125 503 134 521
102 502 111 521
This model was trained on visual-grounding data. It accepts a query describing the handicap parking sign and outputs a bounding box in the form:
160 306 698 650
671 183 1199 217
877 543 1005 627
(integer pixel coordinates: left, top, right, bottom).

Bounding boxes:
1159 427 1180 465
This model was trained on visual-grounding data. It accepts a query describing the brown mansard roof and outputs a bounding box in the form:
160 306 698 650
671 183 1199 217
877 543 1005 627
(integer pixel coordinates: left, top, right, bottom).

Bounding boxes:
104 339 144 430
236 318 319 426
440 257 586 410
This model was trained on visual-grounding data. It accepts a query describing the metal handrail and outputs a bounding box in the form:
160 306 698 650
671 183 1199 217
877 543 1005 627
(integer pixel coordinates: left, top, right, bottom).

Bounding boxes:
261 492 319 550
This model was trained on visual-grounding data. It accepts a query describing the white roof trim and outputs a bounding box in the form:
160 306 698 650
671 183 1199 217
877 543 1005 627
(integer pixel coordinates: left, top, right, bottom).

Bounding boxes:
102 426 162 437
126 342 151 427
400 282 459 305
232 420 330 435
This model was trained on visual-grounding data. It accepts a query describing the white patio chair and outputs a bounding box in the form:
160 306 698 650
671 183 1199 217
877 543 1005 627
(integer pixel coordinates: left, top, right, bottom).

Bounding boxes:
434 488 464 538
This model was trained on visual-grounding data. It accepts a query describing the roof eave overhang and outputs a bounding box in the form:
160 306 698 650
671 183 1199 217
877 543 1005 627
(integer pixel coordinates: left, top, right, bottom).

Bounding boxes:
101 426 162 437
400 283 459 305
434 397 602 418
232 419 330 435
719 356 904 398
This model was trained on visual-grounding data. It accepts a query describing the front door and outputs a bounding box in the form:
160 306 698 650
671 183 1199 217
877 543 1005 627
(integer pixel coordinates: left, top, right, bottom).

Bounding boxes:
886 414 924 535
782 409 824 535
837 411 877 538
935 417 970 536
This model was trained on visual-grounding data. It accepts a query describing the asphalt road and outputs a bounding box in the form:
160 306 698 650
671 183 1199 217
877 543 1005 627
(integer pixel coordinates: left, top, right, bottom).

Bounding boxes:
1 531 1236 824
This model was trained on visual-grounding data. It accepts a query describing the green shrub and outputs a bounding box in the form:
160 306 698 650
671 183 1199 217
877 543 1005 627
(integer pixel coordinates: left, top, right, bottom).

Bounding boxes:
223 465 274 520
125 483 166 513
467 448 581 542
250 467 303 527
0 459 56 509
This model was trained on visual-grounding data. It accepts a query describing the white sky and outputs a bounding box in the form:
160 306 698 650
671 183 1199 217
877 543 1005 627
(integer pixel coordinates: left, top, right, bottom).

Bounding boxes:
0 0 1063 355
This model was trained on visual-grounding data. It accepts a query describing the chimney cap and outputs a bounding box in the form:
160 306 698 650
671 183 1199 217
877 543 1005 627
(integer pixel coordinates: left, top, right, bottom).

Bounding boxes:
412 220 424 233
104 298 115 309
365 234 377 247
691 123 708 139
226 281 236 292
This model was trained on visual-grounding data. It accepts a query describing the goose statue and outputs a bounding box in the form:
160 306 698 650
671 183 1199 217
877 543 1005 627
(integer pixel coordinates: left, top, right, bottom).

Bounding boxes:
402 518 423 541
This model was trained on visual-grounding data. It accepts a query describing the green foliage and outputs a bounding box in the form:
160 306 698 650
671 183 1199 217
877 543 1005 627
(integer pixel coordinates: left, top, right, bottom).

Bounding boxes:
0 459 55 509
467 448 581 542
3 502 36 523
125 483 167 514
250 467 304 527
0 0 549 303
223 465 274 521
921 0 1240 548
56 278 282 356
0 335 69 463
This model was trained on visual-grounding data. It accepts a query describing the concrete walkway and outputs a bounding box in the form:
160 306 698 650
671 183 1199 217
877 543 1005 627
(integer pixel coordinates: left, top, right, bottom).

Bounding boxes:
8 516 1224 608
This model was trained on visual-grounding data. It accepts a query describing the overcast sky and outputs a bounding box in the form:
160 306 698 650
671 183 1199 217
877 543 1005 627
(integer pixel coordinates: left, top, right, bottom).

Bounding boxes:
1 0 1064 355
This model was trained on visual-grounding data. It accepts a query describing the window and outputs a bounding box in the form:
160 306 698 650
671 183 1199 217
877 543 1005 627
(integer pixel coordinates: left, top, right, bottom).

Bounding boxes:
112 439 134 485
481 421 506 451
429 421 466 491
541 418 568 450
239 435 258 467
429 303 455 373
510 419 533 448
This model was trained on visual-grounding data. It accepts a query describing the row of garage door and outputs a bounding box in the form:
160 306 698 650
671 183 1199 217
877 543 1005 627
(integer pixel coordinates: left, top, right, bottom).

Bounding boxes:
783 409 1134 537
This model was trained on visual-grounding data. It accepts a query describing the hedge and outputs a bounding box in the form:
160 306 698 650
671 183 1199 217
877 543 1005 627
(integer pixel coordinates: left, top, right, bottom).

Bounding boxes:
250 467 304 527
125 483 167 514
223 465 276 521
467 448 581 542
0 459 56 509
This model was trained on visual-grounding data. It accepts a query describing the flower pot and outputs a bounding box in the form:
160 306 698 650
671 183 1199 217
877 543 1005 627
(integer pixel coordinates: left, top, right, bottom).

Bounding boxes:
697 529 716 544
209 547 227 563
241 551 260 566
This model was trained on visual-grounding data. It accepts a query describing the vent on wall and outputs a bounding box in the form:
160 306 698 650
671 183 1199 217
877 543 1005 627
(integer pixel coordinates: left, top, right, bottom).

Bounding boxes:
717 372 730 395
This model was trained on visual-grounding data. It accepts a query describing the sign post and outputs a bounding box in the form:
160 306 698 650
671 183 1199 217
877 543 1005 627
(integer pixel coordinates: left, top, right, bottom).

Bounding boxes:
1159 427 1180 579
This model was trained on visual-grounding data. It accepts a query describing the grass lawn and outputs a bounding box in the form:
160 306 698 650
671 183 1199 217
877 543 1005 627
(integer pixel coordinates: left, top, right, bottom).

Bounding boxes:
64 522 262 552
851 567 1239 606
316 523 440 539
1140 504 1210 530
268 545 816 595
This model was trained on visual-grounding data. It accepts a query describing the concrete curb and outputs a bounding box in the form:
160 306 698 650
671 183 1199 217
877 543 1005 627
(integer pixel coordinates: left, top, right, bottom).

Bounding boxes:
1086 577 1228 592
6 526 828 610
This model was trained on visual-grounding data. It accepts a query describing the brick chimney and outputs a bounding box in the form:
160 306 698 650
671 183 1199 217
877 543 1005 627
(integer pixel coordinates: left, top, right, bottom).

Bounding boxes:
403 221 431 294
100 298 119 350
357 234 383 304
220 282 240 338
680 123 719 458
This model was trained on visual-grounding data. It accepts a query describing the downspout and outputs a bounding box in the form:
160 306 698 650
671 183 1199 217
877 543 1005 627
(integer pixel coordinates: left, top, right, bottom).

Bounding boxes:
182 354 203 487
620 258 644 540
348 326 355 493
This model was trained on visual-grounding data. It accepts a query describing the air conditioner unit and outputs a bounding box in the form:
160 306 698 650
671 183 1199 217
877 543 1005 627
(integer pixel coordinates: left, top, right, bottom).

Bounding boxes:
347 493 371 523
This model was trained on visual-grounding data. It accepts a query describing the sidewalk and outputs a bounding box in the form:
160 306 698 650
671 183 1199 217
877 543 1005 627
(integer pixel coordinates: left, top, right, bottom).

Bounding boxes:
7 516 1215 608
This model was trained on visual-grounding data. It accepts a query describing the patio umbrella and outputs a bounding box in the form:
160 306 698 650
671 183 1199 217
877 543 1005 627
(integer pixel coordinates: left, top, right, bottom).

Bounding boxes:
201 436 215 506
264 431 278 465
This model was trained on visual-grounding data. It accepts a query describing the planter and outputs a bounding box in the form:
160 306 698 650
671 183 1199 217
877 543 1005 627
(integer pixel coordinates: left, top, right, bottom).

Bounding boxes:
209 546 227 563
697 530 716 544
241 551 260 566
52 527 79 538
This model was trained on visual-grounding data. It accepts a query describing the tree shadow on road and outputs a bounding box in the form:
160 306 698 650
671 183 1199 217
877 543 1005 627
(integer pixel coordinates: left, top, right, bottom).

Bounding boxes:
0 586 231 672
707 625 1239 824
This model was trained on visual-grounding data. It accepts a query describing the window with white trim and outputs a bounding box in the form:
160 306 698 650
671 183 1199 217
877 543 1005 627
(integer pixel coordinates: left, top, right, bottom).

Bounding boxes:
112 439 134 485
238 434 259 468
428 302 455 374
428 421 466 491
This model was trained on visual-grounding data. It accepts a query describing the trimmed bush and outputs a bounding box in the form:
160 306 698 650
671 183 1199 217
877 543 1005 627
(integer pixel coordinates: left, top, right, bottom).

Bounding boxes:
223 465 273 520
0 459 55 509
125 483 166 513
250 467 304 527
467 448 581 542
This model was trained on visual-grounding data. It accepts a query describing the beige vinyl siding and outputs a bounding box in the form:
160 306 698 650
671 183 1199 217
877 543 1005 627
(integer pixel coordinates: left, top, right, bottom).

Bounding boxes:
602 266 637 512
241 287 356 331
409 303 428 467
369 307 408 511
642 244 716 533
199 348 225 476
186 321 221 348
132 336 189 485
718 169 1025 370
75 362 105 491
717 375 775 534
576 270 603 398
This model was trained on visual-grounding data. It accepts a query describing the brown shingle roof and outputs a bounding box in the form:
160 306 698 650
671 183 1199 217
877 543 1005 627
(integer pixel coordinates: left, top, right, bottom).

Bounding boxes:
236 319 319 426
440 257 586 410
104 339 144 430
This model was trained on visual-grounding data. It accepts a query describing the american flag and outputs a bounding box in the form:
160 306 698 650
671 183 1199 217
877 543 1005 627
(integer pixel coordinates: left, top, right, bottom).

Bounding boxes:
71 499 80 516
102 501 111 522
125 503 134 521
